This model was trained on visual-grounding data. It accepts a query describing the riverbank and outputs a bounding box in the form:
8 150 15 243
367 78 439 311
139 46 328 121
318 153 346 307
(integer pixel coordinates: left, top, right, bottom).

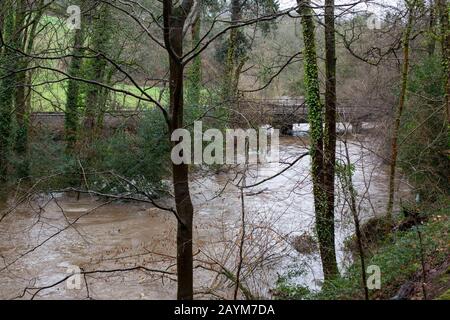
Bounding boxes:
276 196 450 300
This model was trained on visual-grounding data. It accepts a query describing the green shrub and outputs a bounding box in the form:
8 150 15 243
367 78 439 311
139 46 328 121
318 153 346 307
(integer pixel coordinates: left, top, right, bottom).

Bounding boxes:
89 109 170 196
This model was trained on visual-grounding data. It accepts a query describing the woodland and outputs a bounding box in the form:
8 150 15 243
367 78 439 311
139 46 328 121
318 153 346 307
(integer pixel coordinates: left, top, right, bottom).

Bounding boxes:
0 0 449 300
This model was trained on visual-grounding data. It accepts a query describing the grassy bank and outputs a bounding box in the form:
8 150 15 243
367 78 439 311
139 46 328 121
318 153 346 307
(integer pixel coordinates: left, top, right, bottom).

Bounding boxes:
325 197 450 300
276 197 450 300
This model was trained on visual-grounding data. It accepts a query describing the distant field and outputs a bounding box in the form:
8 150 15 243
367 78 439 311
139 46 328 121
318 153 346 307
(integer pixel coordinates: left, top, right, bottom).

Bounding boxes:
30 78 219 111
31 14 213 112
31 77 168 112
30 15 167 111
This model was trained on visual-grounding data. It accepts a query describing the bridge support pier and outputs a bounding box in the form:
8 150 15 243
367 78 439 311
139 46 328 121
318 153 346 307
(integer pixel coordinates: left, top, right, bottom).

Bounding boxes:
351 121 362 134
280 124 293 136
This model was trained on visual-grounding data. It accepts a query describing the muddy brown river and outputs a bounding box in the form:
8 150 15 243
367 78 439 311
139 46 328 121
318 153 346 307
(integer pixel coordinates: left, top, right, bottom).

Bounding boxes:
0 133 410 299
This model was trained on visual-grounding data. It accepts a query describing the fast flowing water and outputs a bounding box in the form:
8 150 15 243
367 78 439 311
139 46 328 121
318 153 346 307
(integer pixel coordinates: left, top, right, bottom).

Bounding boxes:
0 132 410 299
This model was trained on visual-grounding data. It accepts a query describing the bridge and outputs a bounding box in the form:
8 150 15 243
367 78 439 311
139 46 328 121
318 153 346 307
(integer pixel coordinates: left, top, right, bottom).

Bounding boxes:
232 97 389 134
29 111 141 139
30 98 389 137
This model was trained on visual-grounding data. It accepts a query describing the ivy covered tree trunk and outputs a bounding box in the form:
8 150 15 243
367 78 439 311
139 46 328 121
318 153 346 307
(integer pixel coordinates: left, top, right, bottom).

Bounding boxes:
0 1 16 182
65 18 85 154
386 1 415 221
15 1 45 173
13 0 29 178
163 0 195 300
437 0 449 122
84 4 111 143
323 0 339 279
223 0 241 101
298 0 338 280
427 0 436 56
187 15 202 107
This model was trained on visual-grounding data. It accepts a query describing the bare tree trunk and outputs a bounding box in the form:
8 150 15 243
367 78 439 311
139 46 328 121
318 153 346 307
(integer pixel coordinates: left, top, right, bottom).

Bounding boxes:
386 1 415 221
342 139 369 300
163 0 195 300
234 172 246 300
